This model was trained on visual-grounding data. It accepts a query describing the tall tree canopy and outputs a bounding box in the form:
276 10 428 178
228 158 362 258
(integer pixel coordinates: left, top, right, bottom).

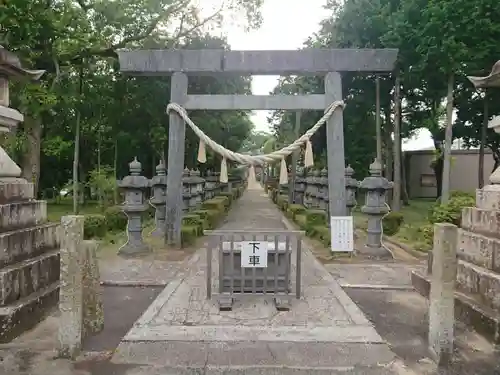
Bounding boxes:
1 0 263 206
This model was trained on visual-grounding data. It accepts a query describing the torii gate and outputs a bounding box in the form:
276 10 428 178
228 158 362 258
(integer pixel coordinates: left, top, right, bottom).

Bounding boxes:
118 48 398 247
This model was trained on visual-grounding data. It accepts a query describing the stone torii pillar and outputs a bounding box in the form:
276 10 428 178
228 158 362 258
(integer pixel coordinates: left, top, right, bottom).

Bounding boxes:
117 48 399 247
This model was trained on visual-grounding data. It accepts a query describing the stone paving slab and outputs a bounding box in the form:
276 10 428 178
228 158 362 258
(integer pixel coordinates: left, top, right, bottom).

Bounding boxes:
111 186 397 372
99 259 182 286
326 263 426 290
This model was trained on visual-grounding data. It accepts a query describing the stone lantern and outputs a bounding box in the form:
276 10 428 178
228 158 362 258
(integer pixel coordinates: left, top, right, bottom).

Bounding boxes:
182 167 191 212
345 165 359 214
118 157 150 255
319 168 328 211
0 46 45 179
360 159 393 258
149 161 167 237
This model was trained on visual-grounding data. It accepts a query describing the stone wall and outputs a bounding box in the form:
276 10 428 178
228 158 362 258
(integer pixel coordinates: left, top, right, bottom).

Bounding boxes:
0 180 60 343
412 184 500 344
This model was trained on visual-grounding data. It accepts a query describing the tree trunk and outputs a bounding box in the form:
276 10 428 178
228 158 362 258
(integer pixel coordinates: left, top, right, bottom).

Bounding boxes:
440 73 454 204
383 107 393 180
375 77 382 164
113 137 119 205
72 65 84 214
20 115 42 197
479 91 488 189
401 150 409 205
392 73 402 211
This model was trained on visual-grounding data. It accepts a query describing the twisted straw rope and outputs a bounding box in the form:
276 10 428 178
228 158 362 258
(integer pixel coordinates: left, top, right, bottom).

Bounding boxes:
166 100 345 165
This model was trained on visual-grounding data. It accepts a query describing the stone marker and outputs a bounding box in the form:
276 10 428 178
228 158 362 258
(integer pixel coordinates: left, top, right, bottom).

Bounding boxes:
82 240 104 337
428 222 458 366
58 215 85 359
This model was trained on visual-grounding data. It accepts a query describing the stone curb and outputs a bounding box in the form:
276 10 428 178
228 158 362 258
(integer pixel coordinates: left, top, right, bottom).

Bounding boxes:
100 280 168 287
382 235 427 260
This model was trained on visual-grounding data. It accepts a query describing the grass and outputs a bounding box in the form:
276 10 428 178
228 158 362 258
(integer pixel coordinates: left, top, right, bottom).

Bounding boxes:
47 200 101 222
46 199 204 262
353 199 435 252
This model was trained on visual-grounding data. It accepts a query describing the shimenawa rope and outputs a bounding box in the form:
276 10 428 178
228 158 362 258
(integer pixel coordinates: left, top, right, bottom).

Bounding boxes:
166 100 345 183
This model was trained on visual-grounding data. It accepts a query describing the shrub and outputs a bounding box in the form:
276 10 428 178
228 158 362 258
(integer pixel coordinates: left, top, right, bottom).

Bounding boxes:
104 206 128 232
84 214 107 239
287 204 306 220
417 224 434 249
429 193 475 226
182 214 204 235
382 211 404 236
181 225 198 246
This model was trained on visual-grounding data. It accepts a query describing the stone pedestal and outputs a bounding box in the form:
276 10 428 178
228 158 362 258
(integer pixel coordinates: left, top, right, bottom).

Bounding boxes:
412 182 500 344
0 179 60 343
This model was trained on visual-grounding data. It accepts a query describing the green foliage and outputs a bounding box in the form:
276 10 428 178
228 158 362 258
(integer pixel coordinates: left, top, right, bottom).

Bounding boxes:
87 166 116 208
84 214 107 239
429 192 475 225
382 212 404 236
104 206 128 232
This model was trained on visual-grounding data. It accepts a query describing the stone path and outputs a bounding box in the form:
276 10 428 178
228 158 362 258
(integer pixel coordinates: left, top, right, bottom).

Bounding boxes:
111 185 400 374
326 263 426 290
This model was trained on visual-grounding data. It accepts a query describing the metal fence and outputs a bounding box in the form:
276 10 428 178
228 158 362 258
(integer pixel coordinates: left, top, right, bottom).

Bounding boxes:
205 230 303 311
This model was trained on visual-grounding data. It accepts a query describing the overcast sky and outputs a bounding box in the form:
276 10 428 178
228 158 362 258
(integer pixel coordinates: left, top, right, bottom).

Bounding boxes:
204 0 434 151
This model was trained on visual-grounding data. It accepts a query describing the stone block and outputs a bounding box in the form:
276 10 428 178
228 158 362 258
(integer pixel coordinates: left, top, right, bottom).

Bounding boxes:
0 249 59 306
458 229 500 272
476 185 500 210
461 207 500 238
58 215 84 359
0 223 59 268
82 240 103 336
0 200 47 232
0 181 34 203
0 282 59 343
428 223 458 366
412 271 500 344
456 260 500 312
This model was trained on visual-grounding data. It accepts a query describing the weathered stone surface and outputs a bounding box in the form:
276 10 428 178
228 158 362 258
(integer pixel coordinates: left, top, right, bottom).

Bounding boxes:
461 207 500 238
412 270 500 344
82 240 103 337
0 200 47 232
0 282 59 343
113 187 394 371
428 223 458 366
456 259 500 312
458 229 500 272
0 249 59 306
0 180 34 203
0 223 59 268
58 215 84 359
476 185 500 210
118 49 399 75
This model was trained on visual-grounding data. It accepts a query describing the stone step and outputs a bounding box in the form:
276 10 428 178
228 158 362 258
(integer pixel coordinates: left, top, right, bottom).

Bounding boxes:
0 223 59 268
0 248 59 306
412 270 500 344
461 207 500 238
0 200 47 233
458 229 500 273
456 259 500 313
112 341 397 374
476 185 500 210
0 180 34 204
0 281 59 343
106 365 399 375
